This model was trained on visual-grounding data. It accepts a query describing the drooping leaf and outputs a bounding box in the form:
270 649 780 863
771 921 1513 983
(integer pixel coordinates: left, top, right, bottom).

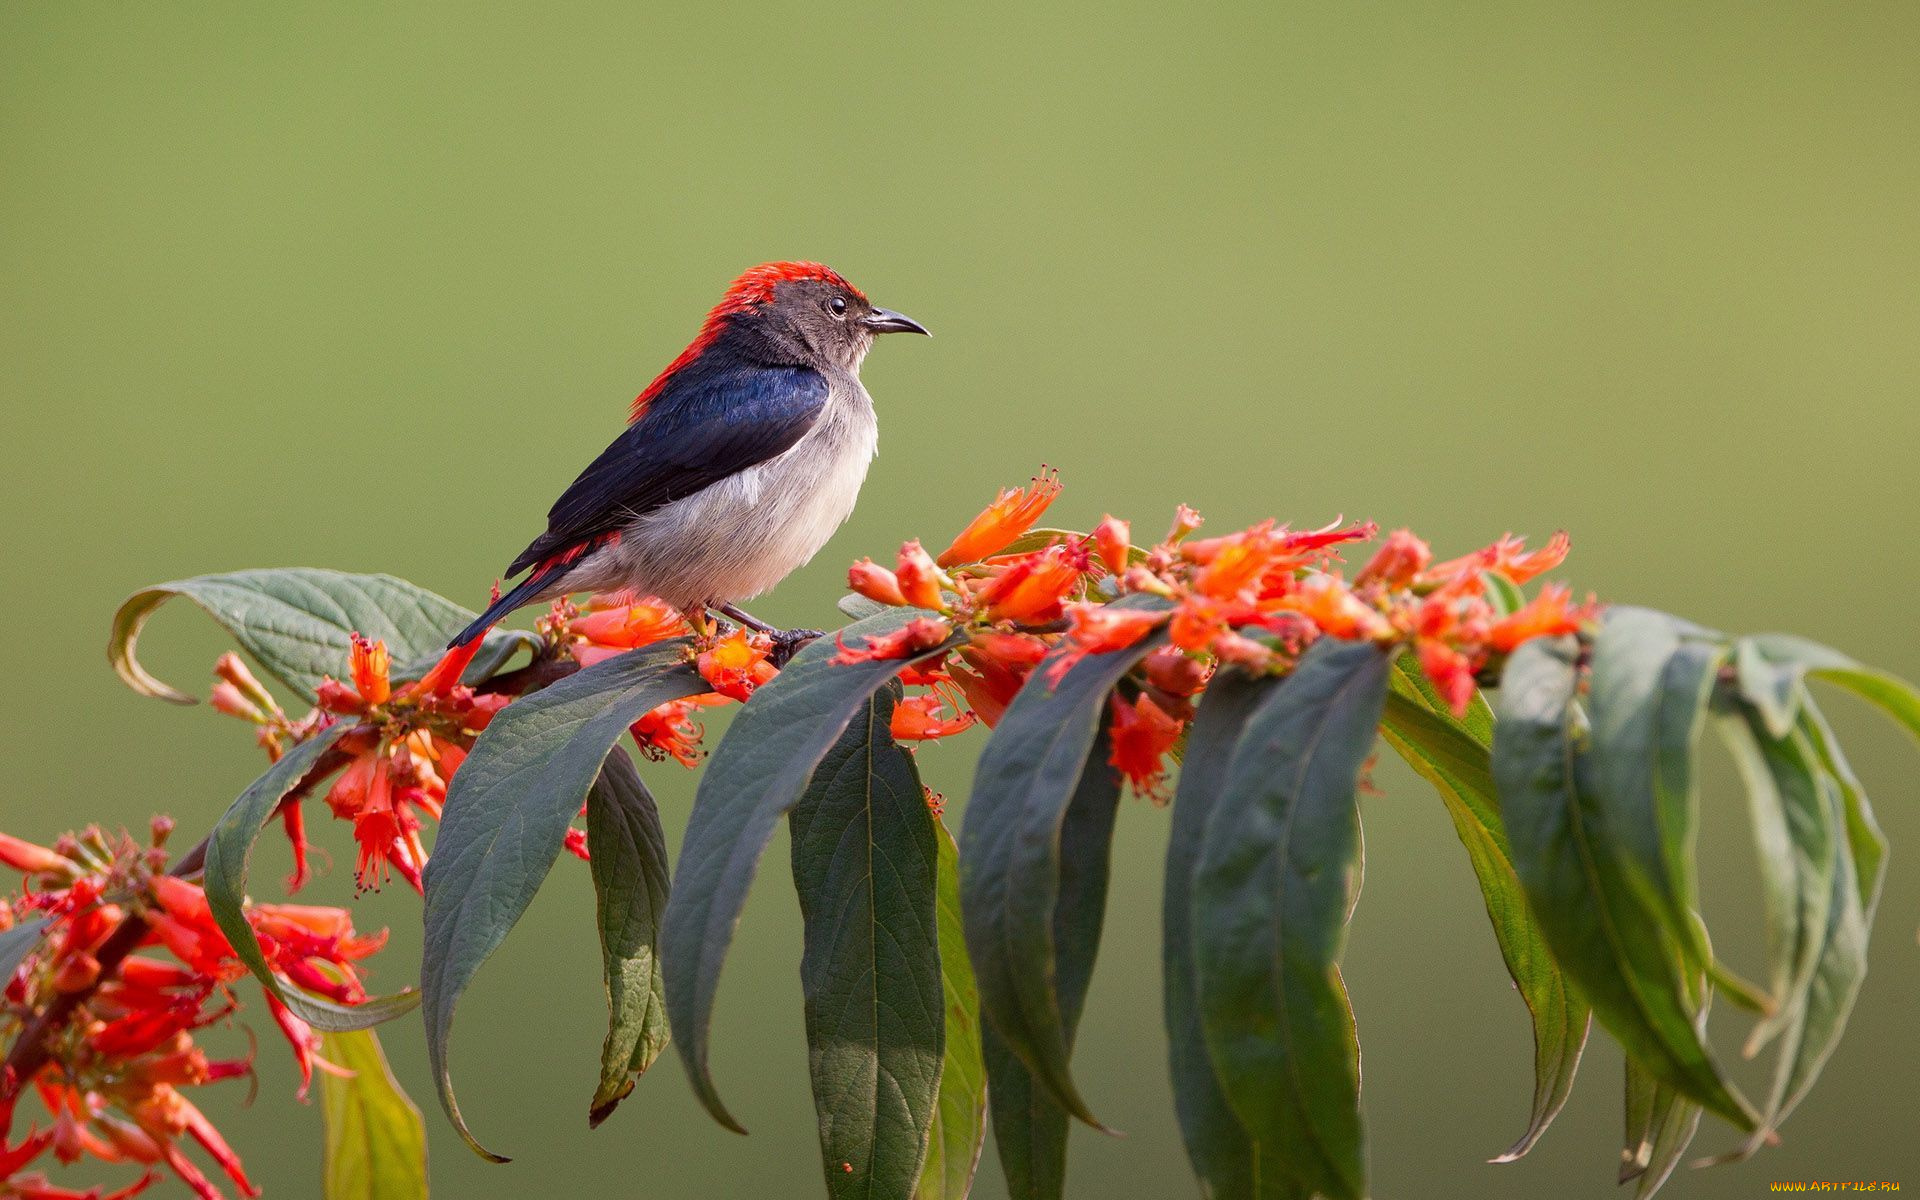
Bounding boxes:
586 747 673 1129
1619 1061 1702 1200
981 737 1124 1200
1716 714 1835 1061
319 1028 429 1200
1738 633 1920 746
109 568 530 705
790 688 943 1199
1191 639 1389 1200
1586 609 1764 1010
917 820 987 1200
422 640 704 1161
1712 704 1869 1160
1797 696 1888 915
0 917 50 981
959 599 1169 1129
1493 636 1756 1130
1163 670 1304 1199
662 608 958 1134
1380 654 1589 1163
202 724 417 1030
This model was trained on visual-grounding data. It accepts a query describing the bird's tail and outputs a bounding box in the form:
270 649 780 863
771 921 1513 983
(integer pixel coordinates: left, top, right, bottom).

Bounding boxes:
448 559 576 649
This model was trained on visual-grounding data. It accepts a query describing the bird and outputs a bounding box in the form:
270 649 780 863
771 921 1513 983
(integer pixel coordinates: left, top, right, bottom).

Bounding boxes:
448 261 928 656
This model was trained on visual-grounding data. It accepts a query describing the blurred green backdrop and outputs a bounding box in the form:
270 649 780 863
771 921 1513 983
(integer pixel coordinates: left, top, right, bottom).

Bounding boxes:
5 3 1918 1197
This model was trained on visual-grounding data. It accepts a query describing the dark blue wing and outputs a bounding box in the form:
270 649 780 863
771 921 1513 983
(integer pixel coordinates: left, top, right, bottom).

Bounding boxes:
504 360 829 578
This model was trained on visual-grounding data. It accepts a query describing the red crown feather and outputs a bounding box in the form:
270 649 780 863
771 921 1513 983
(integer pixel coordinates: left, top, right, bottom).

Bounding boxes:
631 262 863 421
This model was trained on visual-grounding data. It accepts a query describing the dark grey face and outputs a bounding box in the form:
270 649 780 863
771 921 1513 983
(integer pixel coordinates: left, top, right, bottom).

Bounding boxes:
767 278 929 372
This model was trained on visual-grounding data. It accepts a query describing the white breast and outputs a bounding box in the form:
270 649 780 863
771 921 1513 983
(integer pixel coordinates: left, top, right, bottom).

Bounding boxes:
584 382 879 612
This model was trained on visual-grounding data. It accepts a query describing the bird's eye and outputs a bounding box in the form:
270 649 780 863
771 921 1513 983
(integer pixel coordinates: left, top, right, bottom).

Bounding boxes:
827 295 848 317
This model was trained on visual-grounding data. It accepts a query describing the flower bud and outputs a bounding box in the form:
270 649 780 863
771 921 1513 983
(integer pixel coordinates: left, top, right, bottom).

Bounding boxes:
1144 647 1210 697
214 651 278 712
209 681 265 722
0 831 74 876
894 540 948 610
847 558 909 607
1092 516 1131 573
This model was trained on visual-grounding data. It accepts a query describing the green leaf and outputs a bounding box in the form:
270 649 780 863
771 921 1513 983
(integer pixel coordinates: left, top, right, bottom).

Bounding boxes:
586 746 673 1130
422 640 704 1162
981 735 1124 1200
1492 636 1756 1130
1713 706 1869 1160
203 724 418 1030
319 1028 429 1200
790 688 943 1199
1380 655 1590 1163
662 608 959 1134
917 820 987 1200
1587 609 1764 1010
0 917 49 981
959 599 1169 1130
1619 1061 1702 1200
109 567 530 705
1738 633 1920 746
1192 639 1389 1200
1163 669 1304 1199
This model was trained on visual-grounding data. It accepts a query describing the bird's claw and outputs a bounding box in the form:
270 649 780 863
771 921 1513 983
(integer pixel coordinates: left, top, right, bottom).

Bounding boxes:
769 627 825 667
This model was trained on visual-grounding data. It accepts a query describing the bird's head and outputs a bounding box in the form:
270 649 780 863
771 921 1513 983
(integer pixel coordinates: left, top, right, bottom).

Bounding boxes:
718 261 928 369
631 262 928 420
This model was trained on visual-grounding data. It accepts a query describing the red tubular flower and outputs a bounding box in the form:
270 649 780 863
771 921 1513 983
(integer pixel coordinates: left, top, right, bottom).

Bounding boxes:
890 693 976 741
405 638 482 699
1486 584 1598 652
629 697 713 767
1107 693 1183 801
1144 647 1211 697
0 833 72 877
831 618 954 665
695 630 778 702
1356 528 1432 588
936 470 1062 567
894 540 947 610
1417 639 1478 718
846 559 909 607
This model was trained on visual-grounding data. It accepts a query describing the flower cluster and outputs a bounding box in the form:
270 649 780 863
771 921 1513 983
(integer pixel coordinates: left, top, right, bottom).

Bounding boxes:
0 821 389 1200
842 471 1598 799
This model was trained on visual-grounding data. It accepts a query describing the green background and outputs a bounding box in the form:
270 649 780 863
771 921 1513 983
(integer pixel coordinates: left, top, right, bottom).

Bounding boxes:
4 3 1917 1196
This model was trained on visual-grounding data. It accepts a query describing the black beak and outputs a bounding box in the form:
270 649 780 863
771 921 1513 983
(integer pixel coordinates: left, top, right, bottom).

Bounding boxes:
863 307 931 336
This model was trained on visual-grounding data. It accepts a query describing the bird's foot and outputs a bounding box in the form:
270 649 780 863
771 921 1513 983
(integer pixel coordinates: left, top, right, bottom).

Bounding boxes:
769 627 825 668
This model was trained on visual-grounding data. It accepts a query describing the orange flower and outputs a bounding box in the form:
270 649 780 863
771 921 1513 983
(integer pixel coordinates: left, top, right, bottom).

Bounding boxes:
1281 575 1392 641
569 597 689 659
894 540 948 610
1355 529 1432 589
977 542 1089 624
1425 531 1570 587
1107 693 1183 801
1164 504 1204 545
1062 602 1168 655
1092 515 1131 573
696 630 778 702
890 693 976 741
347 634 391 707
1486 584 1598 652
1168 594 1228 653
937 469 1062 566
847 559 908 607
831 618 955 665
405 638 482 699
